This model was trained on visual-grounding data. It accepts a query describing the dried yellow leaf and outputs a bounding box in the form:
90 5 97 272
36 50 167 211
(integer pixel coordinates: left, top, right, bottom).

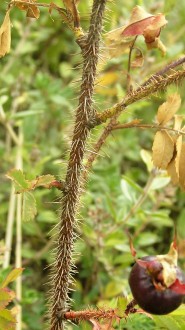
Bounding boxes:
13 1 40 19
104 26 134 58
167 157 178 185
175 135 182 178
0 10 11 58
156 93 181 125
175 136 185 189
178 143 185 190
174 115 185 131
63 0 80 13
152 130 174 169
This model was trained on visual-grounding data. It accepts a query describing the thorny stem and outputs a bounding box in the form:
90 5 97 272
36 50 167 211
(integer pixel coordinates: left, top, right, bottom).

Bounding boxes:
96 69 185 124
84 58 185 181
63 298 138 322
141 55 185 87
50 1 107 330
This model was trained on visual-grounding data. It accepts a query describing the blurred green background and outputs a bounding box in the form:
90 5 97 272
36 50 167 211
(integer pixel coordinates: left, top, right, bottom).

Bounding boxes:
0 0 185 329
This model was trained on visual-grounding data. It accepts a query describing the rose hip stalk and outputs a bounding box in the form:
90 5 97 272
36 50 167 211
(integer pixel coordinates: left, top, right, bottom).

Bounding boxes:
129 241 185 314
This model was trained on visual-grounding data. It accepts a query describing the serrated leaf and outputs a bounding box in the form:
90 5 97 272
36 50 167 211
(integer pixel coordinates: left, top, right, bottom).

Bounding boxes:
152 131 174 169
157 93 181 125
0 289 14 310
22 192 37 222
6 169 30 193
30 174 56 189
0 309 16 330
0 9 11 58
1 268 24 288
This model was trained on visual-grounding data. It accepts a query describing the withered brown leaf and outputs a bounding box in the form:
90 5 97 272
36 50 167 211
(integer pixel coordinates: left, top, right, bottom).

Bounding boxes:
152 130 174 169
0 10 11 58
157 93 181 125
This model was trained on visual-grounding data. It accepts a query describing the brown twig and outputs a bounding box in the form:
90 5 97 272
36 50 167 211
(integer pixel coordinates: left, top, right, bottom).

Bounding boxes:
141 56 185 87
112 122 185 136
64 300 138 321
96 69 185 124
84 66 185 180
127 36 138 93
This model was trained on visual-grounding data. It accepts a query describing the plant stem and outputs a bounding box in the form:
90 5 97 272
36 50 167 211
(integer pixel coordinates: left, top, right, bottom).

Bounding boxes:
127 36 137 92
3 184 16 269
84 60 185 181
96 69 185 124
15 128 23 330
141 56 185 87
112 122 185 135
0 106 20 145
50 1 107 329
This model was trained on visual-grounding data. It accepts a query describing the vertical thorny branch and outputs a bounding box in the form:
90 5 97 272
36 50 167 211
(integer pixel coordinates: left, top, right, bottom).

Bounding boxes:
50 1 107 329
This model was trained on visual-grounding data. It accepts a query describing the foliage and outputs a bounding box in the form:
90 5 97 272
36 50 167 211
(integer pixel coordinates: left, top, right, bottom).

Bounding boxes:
0 268 23 330
0 0 185 329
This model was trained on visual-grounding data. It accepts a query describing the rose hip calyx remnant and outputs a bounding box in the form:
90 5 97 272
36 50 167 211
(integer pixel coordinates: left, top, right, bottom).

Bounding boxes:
129 242 185 314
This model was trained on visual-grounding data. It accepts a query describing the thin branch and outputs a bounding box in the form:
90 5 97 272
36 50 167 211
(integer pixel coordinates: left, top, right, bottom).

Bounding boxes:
9 1 84 37
141 56 185 87
84 60 185 181
113 122 185 136
96 69 185 124
3 184 16 269
127 36 138 93
64 299 138 321
0 106 20 145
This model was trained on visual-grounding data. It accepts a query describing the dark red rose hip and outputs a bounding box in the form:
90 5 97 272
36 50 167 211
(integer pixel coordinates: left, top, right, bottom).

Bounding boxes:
129 243 185 314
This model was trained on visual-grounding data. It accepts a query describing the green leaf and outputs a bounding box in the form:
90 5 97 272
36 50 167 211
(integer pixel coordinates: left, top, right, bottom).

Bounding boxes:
6 169 30 193
116 296 127 317
1 268 24 288
136 232 160 247
121 177 140 202
22 192 37 222
31 174 56 188
153 314 184 330
140 149 153 172
171 305 185 316
0 288 14 310
104 281 125 298
177 209 185 239
0 309 16 330
150 176 171 190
